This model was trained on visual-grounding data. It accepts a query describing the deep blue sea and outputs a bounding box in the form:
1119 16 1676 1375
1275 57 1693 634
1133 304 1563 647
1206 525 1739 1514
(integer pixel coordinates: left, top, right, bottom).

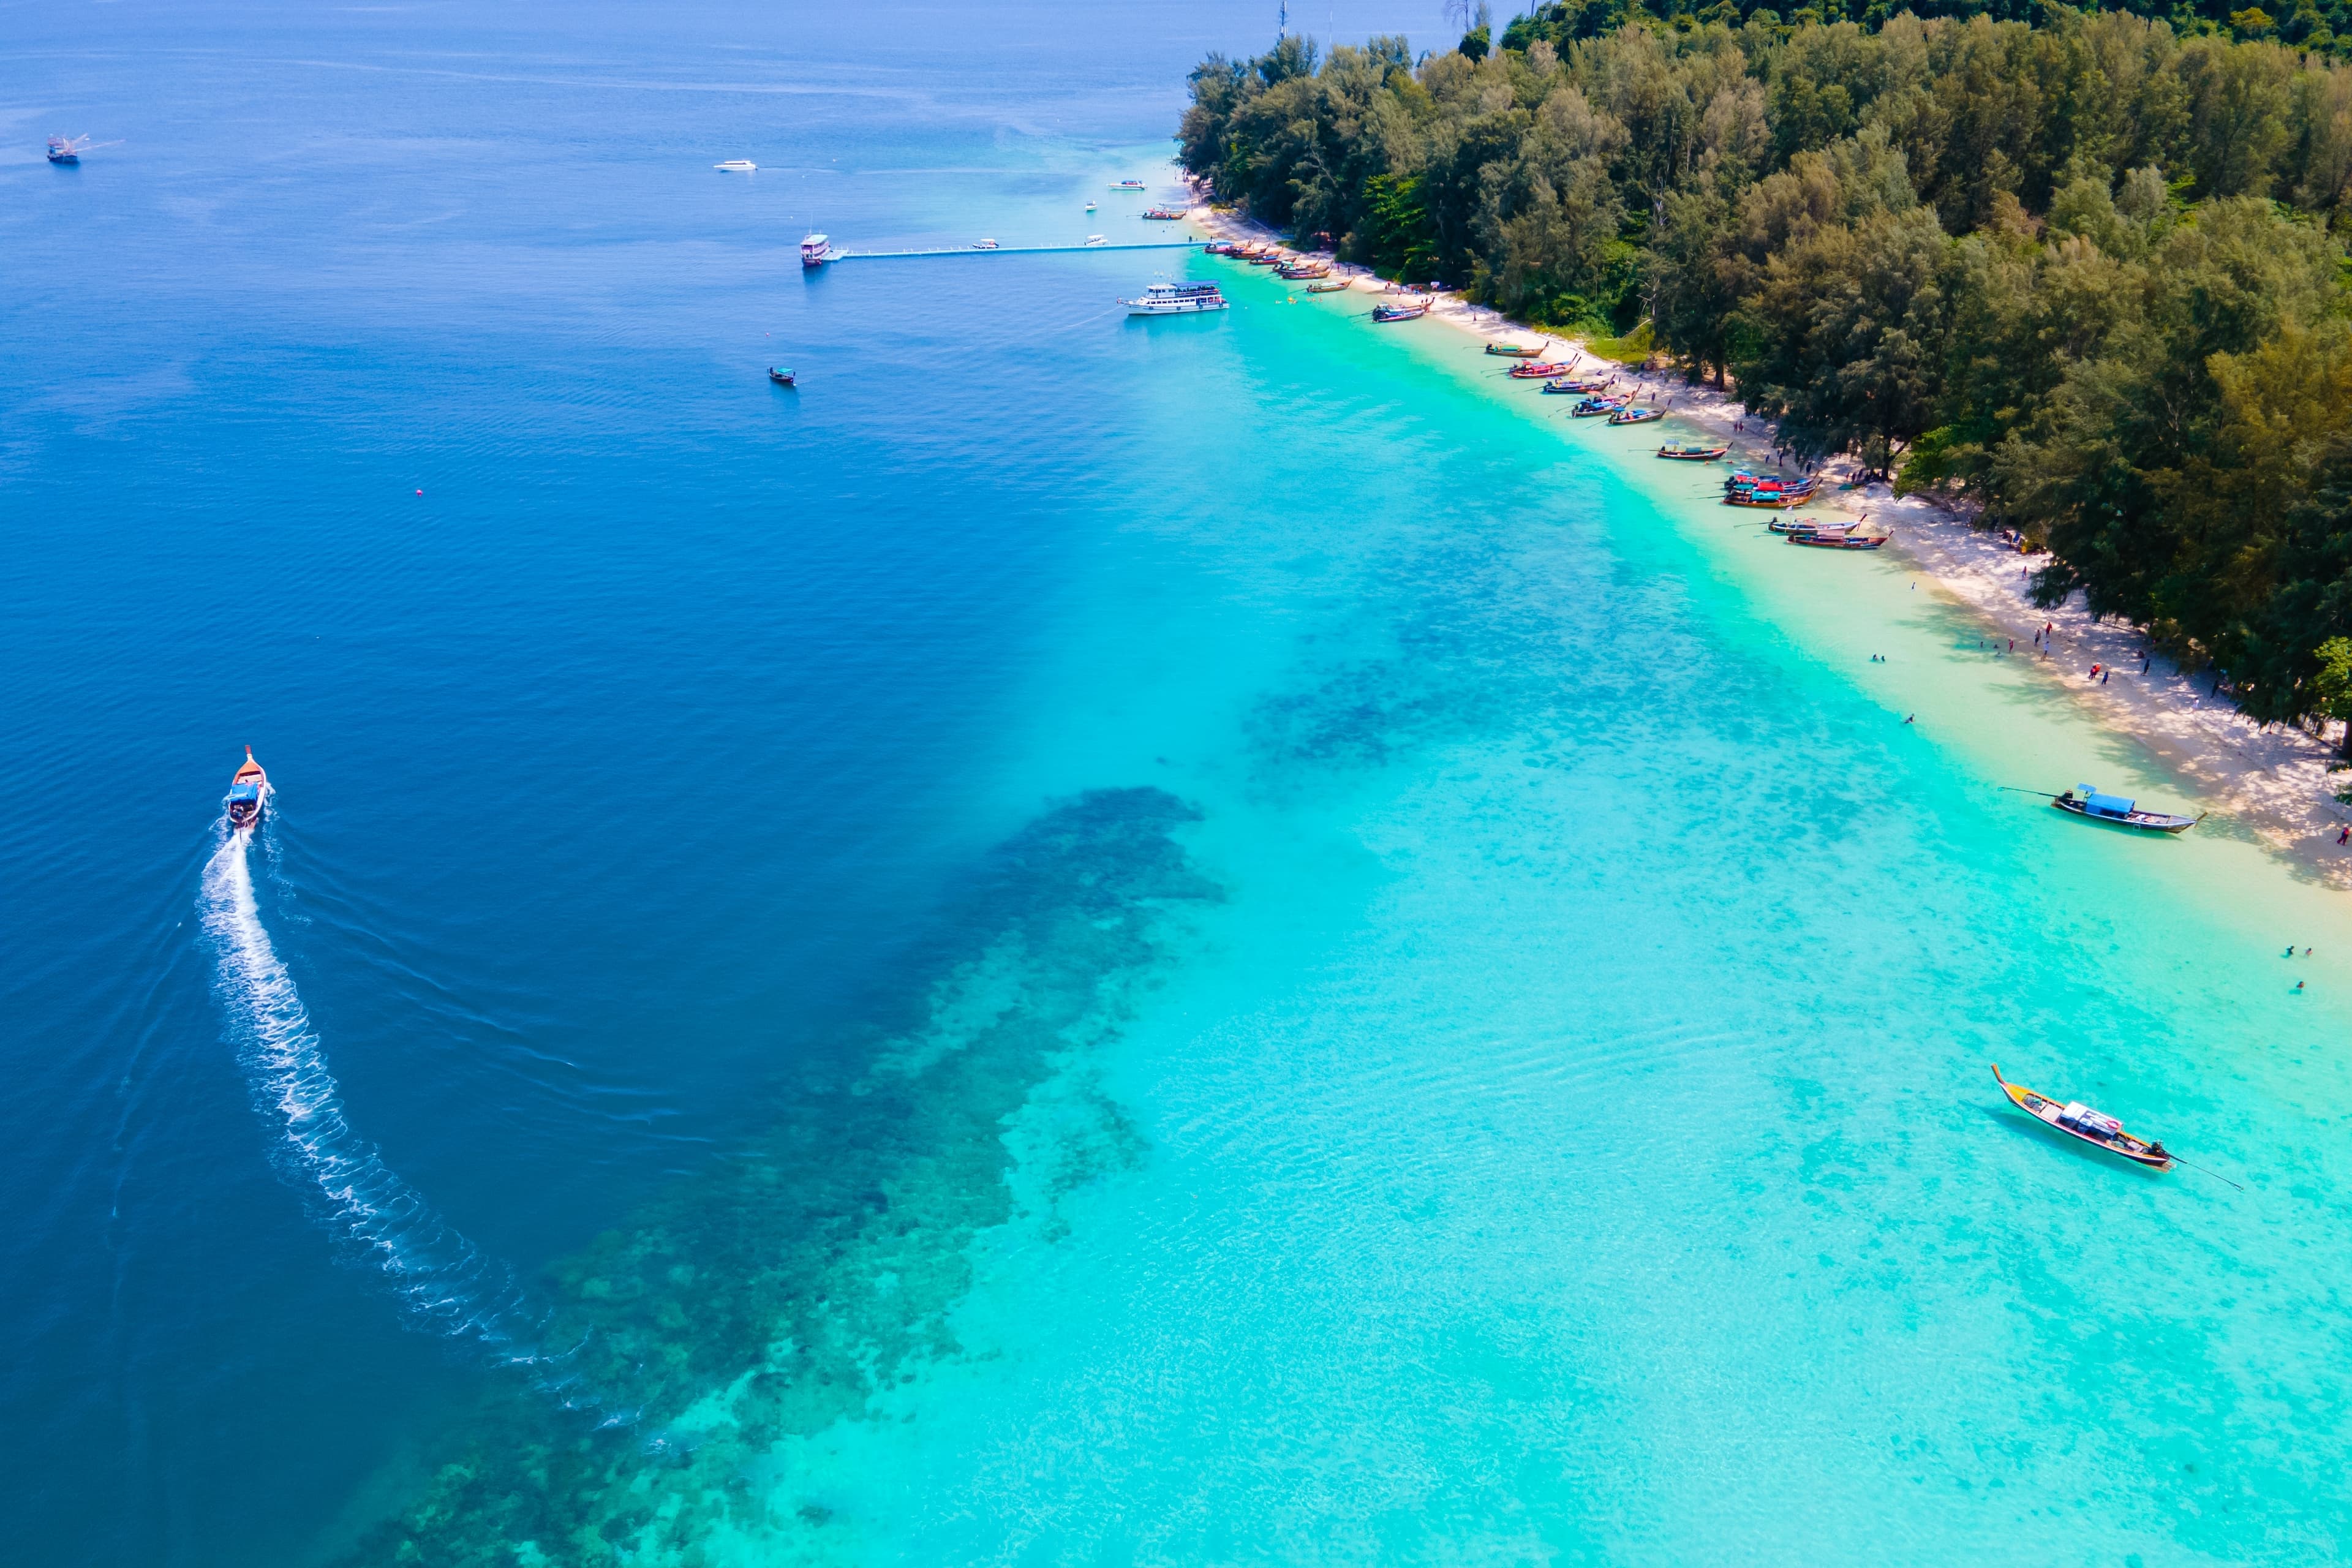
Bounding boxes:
11 5 2352 1565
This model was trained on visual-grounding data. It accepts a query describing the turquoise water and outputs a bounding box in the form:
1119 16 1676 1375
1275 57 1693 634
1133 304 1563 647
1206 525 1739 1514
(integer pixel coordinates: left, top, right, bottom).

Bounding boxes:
10 6 2352 1564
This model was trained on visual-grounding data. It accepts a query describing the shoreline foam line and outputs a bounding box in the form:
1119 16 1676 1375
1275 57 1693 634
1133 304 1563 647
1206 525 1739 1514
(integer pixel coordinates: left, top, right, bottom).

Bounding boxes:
198 825 557 1365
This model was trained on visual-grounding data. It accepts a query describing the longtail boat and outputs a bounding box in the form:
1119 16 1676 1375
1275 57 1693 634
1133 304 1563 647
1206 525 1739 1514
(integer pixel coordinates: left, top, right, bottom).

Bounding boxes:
1276 261 1331 279
1992 1065 2173 1170
1203 240 1239 255
1305 277 1352 293
1607 406 1665 425
1142 208 1187 221
1543 377 1609 394
1247 251 1289 266
1569 396 1629 417
1508 361 1572 379
1657 442 1727 460
226 747 268 832
1371 298 1430 322
2051 785 2202 835
1485 342 1549 357
1726 489 1810 508
1785 524 1888 549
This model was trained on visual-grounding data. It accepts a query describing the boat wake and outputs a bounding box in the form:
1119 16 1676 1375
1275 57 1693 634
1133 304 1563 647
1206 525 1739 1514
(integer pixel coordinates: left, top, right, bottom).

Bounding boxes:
198 822 621 1414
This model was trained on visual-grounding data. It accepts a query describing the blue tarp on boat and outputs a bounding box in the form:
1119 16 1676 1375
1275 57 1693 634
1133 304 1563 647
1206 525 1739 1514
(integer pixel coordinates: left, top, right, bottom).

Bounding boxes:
2084 790 2135 816
228 783 260 803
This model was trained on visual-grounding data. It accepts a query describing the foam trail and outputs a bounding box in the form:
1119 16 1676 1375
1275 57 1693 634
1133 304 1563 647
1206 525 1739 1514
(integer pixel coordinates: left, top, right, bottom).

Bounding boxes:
198 823 558 1368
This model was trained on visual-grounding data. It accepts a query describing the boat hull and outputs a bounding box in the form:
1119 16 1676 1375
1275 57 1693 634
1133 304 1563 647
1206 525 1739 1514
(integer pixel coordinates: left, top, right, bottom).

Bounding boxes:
2051 797 2198 834
1126 298 1229 315
1992 1066 2173 1170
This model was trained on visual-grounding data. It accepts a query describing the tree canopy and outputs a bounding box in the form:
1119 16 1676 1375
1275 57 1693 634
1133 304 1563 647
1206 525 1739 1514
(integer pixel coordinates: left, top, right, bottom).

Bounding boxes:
1178 7 2352 729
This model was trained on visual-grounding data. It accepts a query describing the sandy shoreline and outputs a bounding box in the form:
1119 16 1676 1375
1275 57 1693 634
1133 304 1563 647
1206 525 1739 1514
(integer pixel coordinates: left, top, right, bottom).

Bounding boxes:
1183 199 2352 888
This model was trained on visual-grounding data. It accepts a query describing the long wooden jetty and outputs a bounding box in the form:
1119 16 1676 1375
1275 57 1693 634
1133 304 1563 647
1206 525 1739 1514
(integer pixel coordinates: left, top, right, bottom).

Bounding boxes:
832 240 1207 262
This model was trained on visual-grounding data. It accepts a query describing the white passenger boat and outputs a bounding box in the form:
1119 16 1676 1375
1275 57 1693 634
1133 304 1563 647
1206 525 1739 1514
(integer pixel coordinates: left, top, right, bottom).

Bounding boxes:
714 159 757 172
800 232 835 268
1120 281 1229 316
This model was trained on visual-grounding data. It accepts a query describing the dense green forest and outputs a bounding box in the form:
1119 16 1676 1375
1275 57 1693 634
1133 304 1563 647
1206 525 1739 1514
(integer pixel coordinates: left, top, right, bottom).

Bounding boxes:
1178 8 2352 735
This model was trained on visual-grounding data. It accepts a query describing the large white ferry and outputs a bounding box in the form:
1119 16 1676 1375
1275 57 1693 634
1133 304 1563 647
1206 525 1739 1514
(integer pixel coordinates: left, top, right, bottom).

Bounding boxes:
1120 281 1228 316
800 232 835 268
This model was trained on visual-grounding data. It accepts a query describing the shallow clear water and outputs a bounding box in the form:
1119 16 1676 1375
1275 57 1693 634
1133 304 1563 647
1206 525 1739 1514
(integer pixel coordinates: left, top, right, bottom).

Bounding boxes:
9 6 2352 1565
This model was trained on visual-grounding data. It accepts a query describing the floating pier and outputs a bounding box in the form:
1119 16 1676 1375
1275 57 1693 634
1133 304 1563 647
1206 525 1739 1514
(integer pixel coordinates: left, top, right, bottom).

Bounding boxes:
832 239 1207 262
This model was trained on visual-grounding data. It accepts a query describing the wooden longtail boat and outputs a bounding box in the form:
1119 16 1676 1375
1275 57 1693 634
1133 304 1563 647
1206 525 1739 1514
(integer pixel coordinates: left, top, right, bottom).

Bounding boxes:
1248 252 1289 266
1657 442 1727 459
226 747 268 832
1569 397 1629 417
1276 262 1331 279
1543 377 1609 394
2052 785 2202 834
1607 406 1665 425
1305 277 1352 293
1725 490 1809 508
1203 241 1239 255
1785 524 1888 549
1992 1065 2173 1170
1371 300 1430 322
1485 342 1549 357
1142 208 1186 221
1507 361 1572 379
767 367 796 386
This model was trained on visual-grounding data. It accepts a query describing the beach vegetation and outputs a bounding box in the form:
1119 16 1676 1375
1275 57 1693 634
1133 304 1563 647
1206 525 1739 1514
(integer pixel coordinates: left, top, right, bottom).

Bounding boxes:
1178 8 2352 729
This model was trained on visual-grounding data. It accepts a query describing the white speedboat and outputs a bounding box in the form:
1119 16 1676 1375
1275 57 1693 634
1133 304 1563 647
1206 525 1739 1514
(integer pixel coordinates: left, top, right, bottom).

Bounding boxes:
1120 281 1228 316
714 159 756 172
800 232 834 268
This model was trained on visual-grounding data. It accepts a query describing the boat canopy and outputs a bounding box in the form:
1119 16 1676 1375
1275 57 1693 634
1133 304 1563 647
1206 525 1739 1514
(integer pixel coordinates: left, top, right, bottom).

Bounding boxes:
228 783 260 803
2081 788 2136 816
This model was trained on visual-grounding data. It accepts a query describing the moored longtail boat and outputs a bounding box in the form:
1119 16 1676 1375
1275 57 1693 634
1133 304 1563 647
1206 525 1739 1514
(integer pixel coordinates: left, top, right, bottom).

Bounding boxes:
1305 277 1352 293
1657 442 1727 459
2051 785 2203 834
1485 341 1550 357
1569 396 1629 417
1607 406 1665 425
1142 207 1186 221
1544 377 1609 394
1991 1065 2174 1170
1276 260 1331 279
1371 298 1430 322
1785 522 1888 548
1507 361 1572 379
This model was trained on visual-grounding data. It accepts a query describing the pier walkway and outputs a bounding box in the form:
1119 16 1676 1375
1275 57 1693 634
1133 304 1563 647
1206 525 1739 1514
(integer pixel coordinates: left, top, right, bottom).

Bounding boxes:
832 239 1207 261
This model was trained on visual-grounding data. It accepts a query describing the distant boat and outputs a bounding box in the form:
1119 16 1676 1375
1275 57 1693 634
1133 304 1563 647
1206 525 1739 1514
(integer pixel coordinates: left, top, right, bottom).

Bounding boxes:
1110 179 1147 191
1542 377 1609 394
1371 298 1428 322
2051 785 2201 834
226 747 268 832
1084 234 1108 247
1085 201 1098 213
768 367 796 386
47 134 115 165
714 159 757 172
1305 277 1352 293
1607 406 1665 425
1142 207 1186 221
1121 281 1228 316
800 232 835 268
1657 441 1727 460
1784 522 1889 549
973 238 999 249
1992 1065 2173 1171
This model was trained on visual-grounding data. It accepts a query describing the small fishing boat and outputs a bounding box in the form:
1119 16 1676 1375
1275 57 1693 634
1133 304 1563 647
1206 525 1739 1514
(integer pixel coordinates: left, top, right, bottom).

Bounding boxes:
1143 207 1186 221
1121 281 1229 316
1569 396 1628 418
1371 298 1430 322
1766 513 1827 534
1607 406 1665 425
226 747 268 832
714 159 757 172
2051 785 2201 834
1305 277 1352 293
1111 179 1147 192
768 367 796 386
1726 491 1811 508
1785 522 1889 549
1485 342 1548 358
1657 442 1727 460
1507 361 1571 379
1992 1065 2173 1171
